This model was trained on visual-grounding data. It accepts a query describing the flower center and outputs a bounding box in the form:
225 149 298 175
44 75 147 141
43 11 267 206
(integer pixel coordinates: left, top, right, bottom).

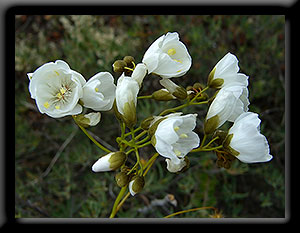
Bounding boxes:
167 48 176 56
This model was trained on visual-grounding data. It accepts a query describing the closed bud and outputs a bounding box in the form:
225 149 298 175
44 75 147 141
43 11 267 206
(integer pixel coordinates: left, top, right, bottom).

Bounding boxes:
129 175 145 196
115 171 129 187
193 82 204 90
113 60 127 73
123 56 135 68
152 89 176 101
172 86 187 100
73 112 101 128
92 151 127 172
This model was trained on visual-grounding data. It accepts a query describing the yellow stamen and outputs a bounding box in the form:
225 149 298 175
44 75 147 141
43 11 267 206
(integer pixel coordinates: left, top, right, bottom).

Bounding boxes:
177 69 182 73
173 59 182 63
174 126 180 131
167 48 176 56
54 71 59 76
95 87 99 92
56 92 62 98
60 87 66 95
44 102 50 109
55 105 60 109
180 133 188 139
174 149 181 156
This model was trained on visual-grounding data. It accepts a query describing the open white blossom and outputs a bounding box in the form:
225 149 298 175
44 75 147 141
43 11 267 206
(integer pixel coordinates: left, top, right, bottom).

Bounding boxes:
204 84 249 134
81 72 116 111
153 113 200 164
208 52 248 88
224 112 273 163
142 32 192 78
28 60 86 118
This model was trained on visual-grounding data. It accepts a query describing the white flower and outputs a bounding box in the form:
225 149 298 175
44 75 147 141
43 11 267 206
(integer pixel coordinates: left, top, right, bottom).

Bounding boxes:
131 63 147 87
28 60 86 118
165 158 186 173
115 73 140 127
208 52 248 88
92 152 126 172
142 32 192 78
81 72 116 111
224 112 273 163
159 78 187 100
153 113 200 164
204 85 249 134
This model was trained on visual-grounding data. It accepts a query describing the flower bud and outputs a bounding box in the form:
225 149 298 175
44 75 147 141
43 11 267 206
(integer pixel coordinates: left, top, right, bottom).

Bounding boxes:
131 63 147 87
152 89 176 101
123 56 135 68
115 171 129 187
73 112 101 128
129 175 145 196
113 60 127 73
92 151 127 172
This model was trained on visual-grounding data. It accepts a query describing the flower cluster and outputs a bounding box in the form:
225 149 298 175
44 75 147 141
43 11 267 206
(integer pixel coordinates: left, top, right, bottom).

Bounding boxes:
28 31 273 214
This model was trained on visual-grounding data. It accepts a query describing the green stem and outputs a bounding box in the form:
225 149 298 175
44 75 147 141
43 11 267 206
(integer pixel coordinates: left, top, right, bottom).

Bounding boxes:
73 117 111 153
190 86 209 104
138 95 153 100
109 185 128 218
137 141 151 148
192 145 223 153
202 136 219 149
164 206 217 218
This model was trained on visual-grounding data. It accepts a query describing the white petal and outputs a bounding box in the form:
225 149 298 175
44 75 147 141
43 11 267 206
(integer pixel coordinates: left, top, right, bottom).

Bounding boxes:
229 112 273 163
214 52 239 77
129 180 136 196
84 112 101 126
115 74 139 115
131 63 147 87
165 158 186 173
92 153 113 172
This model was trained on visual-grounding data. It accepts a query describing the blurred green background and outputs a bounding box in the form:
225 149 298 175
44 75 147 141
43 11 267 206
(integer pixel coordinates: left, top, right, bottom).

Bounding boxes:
15 15 285 218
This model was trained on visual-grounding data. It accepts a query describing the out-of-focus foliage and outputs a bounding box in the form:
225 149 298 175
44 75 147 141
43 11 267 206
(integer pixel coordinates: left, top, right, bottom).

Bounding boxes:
15 15 285 218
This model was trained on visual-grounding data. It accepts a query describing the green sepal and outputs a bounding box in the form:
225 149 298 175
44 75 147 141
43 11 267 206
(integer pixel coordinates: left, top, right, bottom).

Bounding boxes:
108 151 127 170
222 134 240 157
122 101 137 128
204 115 220 135
207 67 216 86
173 86 187 100
209 78 224 89
152 89 175 101
73 114 90 128
140 116 155 130
131 175 145 194
115 171 129 187
148 117 166 137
